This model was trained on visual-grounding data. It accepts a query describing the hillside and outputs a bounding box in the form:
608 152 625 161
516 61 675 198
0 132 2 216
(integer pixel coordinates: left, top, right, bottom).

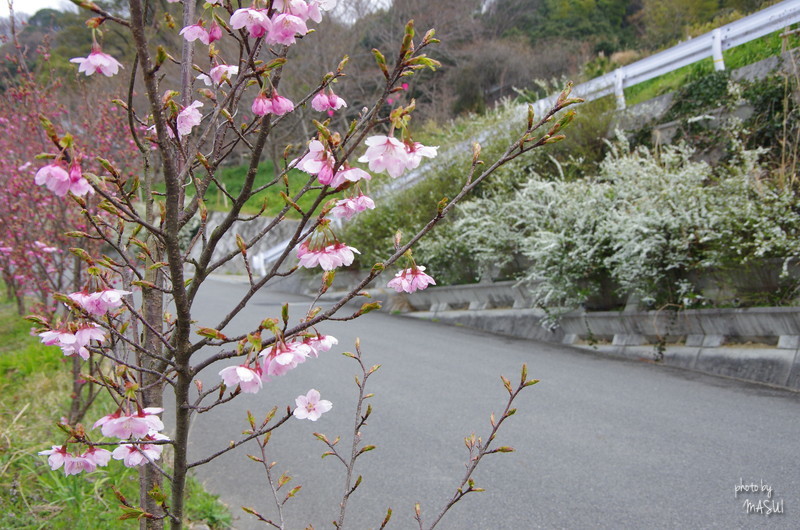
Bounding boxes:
0 0 780 121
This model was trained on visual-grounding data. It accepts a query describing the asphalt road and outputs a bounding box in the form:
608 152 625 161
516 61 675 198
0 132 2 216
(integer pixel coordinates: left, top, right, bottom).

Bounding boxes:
174 278 800 529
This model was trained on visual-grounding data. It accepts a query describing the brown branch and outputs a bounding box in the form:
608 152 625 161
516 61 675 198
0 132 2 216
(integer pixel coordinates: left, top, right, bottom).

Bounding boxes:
187 410 293 469
419 365 539 530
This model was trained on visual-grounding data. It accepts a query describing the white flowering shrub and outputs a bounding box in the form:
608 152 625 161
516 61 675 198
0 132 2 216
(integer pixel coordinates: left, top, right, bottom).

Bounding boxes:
426 136 800 310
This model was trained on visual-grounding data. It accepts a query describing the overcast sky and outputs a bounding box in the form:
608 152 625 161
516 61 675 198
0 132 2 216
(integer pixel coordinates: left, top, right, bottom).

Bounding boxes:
0 0 76 19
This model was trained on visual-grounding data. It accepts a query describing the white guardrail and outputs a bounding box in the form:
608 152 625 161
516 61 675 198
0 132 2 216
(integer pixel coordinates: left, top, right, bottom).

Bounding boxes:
532 0 800 114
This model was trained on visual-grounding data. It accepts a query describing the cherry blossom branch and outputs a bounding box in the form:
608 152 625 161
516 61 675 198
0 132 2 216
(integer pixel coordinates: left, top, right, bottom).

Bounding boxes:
69 0 131 27
312 339 379 529
126 53 148 155
187 409 293 469
7 1 29 75
417 365 539 530
246 431 299 530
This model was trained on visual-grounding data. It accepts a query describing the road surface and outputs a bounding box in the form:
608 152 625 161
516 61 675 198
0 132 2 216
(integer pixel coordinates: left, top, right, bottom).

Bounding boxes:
174 278 800 529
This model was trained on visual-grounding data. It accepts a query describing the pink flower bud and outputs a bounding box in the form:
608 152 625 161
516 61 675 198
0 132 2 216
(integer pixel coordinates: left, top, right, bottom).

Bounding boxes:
208 21 223 43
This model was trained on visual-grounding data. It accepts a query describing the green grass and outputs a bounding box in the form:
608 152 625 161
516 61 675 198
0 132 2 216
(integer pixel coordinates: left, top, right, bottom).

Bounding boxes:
210 161 334 215
0 298 232 529
155 160 341 216
625 29 800 106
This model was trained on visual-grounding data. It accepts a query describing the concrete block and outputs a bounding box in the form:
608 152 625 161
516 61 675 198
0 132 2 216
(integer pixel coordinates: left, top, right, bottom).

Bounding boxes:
685 335 705 347
562 333 578 345
778 335 800 349
702 335 726 348
612 334 646 346
468 300 490 311
662 346 702 370
695 347 795 387
623 293 641 313
784 352 800 390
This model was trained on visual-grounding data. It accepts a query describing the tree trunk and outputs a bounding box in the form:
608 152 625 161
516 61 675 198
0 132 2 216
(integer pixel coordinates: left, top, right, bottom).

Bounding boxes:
140 256 165 529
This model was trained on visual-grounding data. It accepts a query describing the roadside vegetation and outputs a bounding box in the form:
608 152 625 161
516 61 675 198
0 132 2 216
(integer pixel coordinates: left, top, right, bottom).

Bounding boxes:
0 296 232 529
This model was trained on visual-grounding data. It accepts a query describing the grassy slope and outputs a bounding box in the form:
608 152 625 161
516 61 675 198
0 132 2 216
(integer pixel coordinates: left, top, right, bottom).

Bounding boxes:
157 160 341 216
626 30 800 106
0 299 231 529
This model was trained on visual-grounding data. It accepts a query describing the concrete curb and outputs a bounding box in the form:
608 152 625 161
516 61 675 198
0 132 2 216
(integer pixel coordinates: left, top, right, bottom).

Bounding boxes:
202 274 800 390
402 306 800 391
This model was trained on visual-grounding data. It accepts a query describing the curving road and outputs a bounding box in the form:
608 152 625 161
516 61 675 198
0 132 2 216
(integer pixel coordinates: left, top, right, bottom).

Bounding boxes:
176 278 800 529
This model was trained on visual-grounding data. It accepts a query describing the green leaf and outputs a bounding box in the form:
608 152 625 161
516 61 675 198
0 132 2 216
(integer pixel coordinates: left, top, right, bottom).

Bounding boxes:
359 302 382 315
196 327 228 340
118 506 151 521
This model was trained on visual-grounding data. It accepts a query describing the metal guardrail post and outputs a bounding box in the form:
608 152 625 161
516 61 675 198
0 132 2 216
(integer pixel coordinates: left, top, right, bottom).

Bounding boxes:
614 68 626 110
712 28 725 71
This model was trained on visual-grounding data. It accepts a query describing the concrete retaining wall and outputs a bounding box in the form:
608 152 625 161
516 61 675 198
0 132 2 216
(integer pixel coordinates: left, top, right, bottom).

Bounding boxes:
187 212 300 274
559 306 800 347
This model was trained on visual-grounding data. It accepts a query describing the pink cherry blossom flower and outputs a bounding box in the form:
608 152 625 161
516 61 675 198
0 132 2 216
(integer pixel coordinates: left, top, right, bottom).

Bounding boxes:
296 241 358 271
329 166 371 189
306 0 337 23
404 141 438 170
295 139 335 183
70 49 123 77
269 92 295 115
304 334 338 358
330 194 375 220
198 64 239 87
179 23 210 45
82 446 112 468
219 364 263 393
230 8 271 38
69 288 131 315
67 161 94 196
274 340 313 366
63 446 112 474
112 434 168 467
387 266 436 293
311 90 347 113
71 325 106 359
39 329 71 347
34 164 71 196
63 454 92 475
39 325 106 360
293 389 332 421
274 0 310 20
39 445 69 471
267 13 308 46
252 93 272 116
34 241 59 253
92 410 121 431
358 135 410 178
259 340 313 378
176 100 204 137
208 21 223 43
261 356 291 377
98 407 164 440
